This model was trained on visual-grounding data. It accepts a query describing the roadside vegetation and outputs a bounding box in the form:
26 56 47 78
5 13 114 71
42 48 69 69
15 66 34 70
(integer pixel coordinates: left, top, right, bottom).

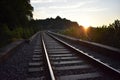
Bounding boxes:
0 0 38 47
61 20 120 49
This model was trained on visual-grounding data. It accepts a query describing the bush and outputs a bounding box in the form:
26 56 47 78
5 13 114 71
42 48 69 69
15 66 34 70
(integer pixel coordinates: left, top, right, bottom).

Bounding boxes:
61 20 120 48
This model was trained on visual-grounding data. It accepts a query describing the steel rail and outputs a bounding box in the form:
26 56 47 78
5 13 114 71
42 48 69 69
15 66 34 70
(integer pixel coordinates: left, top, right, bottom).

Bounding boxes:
47 32 120 79
42 35 56 80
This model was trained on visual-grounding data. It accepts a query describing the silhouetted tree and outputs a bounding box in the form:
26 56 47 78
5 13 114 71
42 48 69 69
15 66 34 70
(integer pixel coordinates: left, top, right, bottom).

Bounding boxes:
0 0 34 47
31 16 79 30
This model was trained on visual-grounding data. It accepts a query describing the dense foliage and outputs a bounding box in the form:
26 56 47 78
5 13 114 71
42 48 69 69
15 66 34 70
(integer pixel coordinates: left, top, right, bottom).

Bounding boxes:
30 16 79 30
61 20 120 48
0 0 35 47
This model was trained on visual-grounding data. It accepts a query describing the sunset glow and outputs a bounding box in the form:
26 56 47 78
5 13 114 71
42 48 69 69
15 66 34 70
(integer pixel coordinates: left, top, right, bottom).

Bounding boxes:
81 22 90 29
83 26 89 32
83 26 89 31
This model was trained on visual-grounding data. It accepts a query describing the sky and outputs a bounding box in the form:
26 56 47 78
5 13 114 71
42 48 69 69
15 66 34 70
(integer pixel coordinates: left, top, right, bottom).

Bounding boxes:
31 0 120 27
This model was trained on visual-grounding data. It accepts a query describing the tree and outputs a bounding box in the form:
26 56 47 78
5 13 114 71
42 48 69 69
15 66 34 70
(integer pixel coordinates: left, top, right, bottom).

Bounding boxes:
0 0 33 29
0 0 34 47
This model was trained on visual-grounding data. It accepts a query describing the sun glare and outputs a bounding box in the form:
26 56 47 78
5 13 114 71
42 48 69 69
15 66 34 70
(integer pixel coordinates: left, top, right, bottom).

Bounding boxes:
84 26 89 30
82 23 90 30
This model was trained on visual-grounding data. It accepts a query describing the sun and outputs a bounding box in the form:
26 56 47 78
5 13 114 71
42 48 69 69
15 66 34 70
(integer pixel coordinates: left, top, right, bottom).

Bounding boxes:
82 23 90 30
84 26 89 30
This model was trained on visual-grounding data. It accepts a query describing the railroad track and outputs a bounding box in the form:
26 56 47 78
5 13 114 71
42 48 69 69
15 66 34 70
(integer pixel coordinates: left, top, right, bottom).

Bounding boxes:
0 31 119 80
26 31 120 80
48 31 120 74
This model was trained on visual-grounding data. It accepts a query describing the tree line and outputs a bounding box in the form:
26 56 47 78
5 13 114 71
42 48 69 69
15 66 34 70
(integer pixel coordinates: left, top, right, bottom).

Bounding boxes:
0 0 37 47
30 16 79 31
61 20 120 48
